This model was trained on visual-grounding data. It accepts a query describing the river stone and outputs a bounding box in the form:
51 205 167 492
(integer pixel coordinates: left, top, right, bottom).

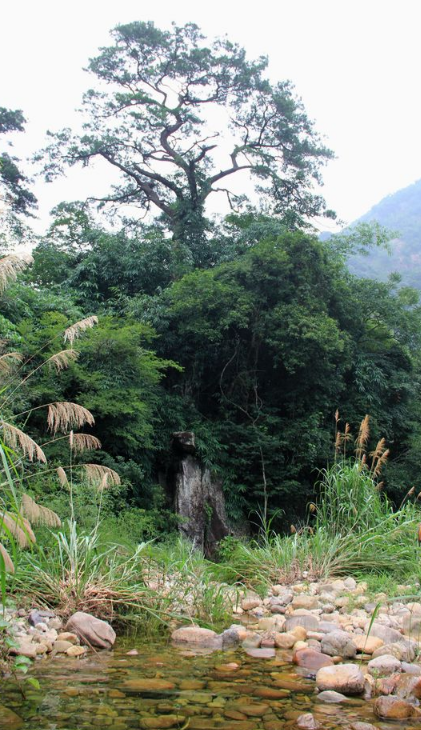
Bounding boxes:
48 617 62 630
258 616 286 632
286 615 319 632
290 626 307 641
272 588 293 604
9 639 36 659
56 631 79 644
316 664 365 695
366 622 403 645
394 673 421 699
402 613 421 637
296 713 321 729
66 645 86 657
320 630 357 658
140 716 186 729
374 695 419 719
28 608 55 626
274 632 296 649
221 628 241 648
35 642 49 655
316 690 347 703
51 640 73 654
401 662 421 675
241 595 261 611
0 706 23 729
351 634 384 654
234 703 269 717
343 577 357 590
244 647 275 658
372 641 416 662
292 595 320 610
351 724 378 730
368 654 402 676
123 679 176 692
294 648 333 671
65 611 116 649
242 633 261 648
318 621 341 633
172 626 222 649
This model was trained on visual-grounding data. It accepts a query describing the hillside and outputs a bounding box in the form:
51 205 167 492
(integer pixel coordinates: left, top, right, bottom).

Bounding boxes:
346 178 421 287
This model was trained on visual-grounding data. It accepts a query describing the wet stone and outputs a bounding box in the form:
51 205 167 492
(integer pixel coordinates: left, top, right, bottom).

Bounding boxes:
139 716 186 728
123 679 176 692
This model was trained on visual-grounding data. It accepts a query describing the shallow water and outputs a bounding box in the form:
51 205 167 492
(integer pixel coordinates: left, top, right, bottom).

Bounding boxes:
1 639 389 729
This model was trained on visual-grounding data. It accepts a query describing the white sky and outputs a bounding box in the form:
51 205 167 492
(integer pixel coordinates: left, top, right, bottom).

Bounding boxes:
1 0 421 235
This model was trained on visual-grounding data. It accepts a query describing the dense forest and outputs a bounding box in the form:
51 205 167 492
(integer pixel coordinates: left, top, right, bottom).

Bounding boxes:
2 20 421 545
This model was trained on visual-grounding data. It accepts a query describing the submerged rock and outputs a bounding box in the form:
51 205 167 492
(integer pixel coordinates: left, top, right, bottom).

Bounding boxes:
316 690 348 703
296 713 321 729
0 707 23 729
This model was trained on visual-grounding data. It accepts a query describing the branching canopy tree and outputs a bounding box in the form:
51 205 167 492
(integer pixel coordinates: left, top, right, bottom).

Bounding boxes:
41 22 334 265
0 107 37 240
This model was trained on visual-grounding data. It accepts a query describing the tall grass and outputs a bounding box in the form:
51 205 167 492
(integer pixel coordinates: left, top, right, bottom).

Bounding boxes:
215 419 421 591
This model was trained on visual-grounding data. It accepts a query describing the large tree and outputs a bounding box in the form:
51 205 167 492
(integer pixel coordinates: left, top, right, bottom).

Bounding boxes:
0 107 37 242
41 22 334 265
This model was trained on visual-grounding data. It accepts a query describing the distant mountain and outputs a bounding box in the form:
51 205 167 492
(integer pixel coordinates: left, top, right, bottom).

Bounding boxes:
344 179 421 288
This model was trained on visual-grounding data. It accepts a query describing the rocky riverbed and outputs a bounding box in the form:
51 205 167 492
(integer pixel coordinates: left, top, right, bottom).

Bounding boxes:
2 575 421 728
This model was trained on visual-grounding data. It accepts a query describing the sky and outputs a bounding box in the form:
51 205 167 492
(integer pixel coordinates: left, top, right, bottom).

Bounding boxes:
1 0 421 236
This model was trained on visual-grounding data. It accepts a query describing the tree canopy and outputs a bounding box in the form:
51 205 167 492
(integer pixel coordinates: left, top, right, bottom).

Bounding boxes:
0 107 37 236
41 21 334 265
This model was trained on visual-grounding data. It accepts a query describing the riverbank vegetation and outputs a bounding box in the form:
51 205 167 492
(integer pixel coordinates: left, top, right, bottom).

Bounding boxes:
2 21 421 645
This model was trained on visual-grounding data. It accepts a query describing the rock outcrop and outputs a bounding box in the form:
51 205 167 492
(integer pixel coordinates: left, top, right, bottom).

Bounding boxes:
172 431 230 552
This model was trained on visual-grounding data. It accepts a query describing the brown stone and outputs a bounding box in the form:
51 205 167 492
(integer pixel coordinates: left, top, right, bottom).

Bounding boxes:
316 664 365 695
51 640 73 654
264 721 285 730
179 679 206 690
254 686 290 699
374 695 418 719
139 716 186 729
66 645 86 657
214 663 240 672
294 648 334 671
234 703 269 717
224 710 248 720
123 679 176 692
274 632 296 649
352 634 384 654
394 673 421 700
0 707 23 730
171 626 222 649
56 632 79 644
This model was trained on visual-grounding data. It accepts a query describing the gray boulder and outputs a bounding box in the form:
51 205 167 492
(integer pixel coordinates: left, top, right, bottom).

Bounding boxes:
65 611 116 649
321 630 357 659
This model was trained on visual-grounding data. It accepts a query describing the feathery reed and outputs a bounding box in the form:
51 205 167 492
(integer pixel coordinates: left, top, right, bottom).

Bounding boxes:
47 402 95 434
64 316 98 345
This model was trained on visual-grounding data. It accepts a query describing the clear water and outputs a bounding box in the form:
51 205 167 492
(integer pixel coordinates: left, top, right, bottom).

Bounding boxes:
0 639 381 729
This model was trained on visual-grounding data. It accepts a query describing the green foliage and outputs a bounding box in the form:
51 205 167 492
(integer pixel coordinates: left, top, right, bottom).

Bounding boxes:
40 21 334 263
145 229 421 521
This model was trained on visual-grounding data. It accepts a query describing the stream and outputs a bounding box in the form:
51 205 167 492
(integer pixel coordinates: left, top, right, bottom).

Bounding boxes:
0 639 387 730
